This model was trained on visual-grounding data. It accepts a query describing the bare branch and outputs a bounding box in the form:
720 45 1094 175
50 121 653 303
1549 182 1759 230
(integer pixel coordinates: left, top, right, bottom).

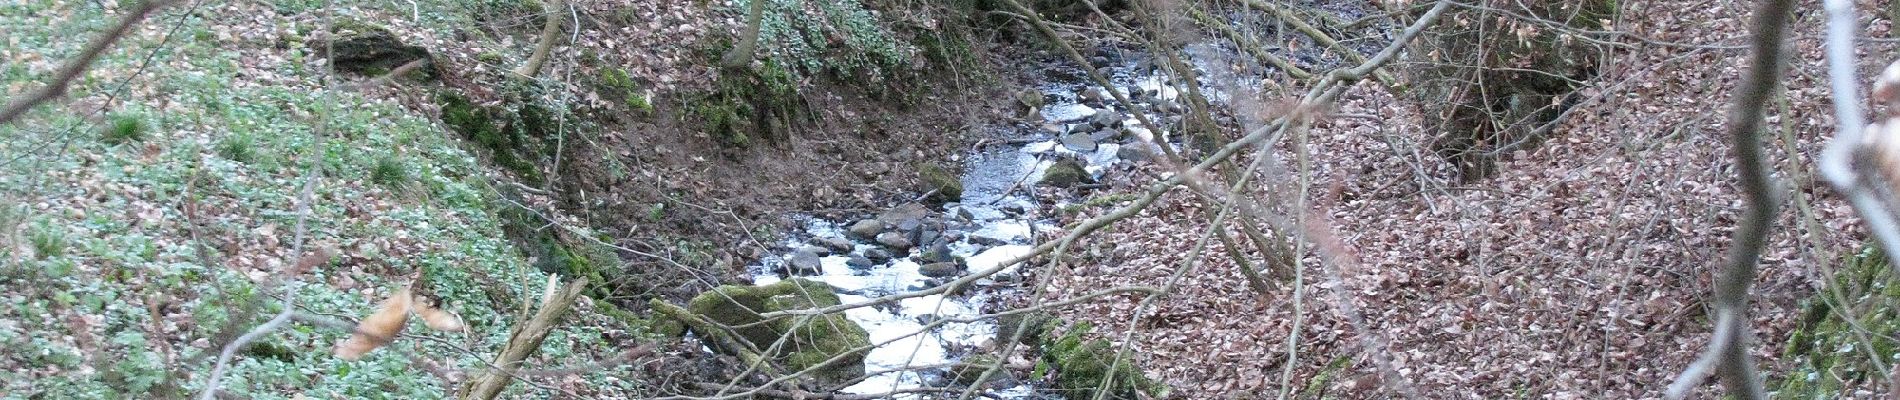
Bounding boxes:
0 0 173 127
1664 0 1795 397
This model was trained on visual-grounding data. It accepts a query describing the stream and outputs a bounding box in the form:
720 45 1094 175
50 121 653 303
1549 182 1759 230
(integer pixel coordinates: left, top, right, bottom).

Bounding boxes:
744 48 1214 398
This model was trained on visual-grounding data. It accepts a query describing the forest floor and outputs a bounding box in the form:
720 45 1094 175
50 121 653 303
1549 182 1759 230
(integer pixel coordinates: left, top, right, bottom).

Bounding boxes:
1031 1 1900 398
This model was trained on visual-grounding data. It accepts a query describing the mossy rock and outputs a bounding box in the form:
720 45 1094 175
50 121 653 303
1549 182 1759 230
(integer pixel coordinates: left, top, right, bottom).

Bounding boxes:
918 162 963 204
1040 321 1165 399
1039 159 1092 188
682 278 870 387
1774 245 1900 397
950 354 1005 386
323 19 434 80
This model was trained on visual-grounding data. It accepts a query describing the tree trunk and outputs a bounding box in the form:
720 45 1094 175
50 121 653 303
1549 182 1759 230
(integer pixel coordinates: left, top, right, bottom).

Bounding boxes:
721 0 769 68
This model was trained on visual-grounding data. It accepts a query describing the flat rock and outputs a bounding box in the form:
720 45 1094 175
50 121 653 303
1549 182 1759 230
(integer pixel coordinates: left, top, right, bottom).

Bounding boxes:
876 232 913 250
865 248 895 263
919 262 962 278
1089 109 1121 128
846 255 874 270
1061 132 1097 152
878 203 931 226
1117 142 1159 162
802 245 832 257
916 242 956 264
812 237 854 254
848 219 884 240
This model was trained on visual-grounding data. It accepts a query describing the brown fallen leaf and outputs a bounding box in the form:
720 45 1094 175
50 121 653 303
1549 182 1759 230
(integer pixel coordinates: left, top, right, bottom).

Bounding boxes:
335 288 412 360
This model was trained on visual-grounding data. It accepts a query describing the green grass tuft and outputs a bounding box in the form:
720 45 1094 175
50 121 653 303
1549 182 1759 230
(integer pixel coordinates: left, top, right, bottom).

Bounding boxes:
29 224 67 260
101 114 148 145
216 133 258 163
370 155 413 191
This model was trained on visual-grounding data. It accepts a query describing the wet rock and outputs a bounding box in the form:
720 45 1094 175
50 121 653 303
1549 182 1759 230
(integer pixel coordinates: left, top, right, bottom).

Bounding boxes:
865 248 895 263
1117 142 1159 162
805 245 834 257
812 237 854 254
916 230 941 249
919 262 962 278
970 235 1008 247
876 232 913 250
956 207 976 221
1089 109 1122 128
950 355 1007 385
918 163 963 205
785 249 823 275
1154 98 1184 114
878 203 931 226
678 278 869 386
846 255 874 270
1040 159 1094 188
917 242 956 264
1079 87 1108 104
1090 129 1120 142
1041 123 1065 135
1061 132 1097 152
896 218 923 234
1122 126 1153 141
848 219 884 240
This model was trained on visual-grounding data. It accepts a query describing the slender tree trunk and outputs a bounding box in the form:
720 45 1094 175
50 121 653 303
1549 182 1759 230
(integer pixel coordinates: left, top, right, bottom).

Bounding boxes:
515 0 564 78
721 0 769 68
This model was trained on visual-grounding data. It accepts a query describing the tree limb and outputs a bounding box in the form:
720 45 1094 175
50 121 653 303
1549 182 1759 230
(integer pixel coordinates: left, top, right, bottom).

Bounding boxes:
0 0 173 127
1663 0 1795 397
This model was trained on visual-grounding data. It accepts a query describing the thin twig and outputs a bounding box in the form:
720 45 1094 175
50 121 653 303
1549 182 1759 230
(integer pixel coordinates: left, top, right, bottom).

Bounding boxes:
1662 0 1795 397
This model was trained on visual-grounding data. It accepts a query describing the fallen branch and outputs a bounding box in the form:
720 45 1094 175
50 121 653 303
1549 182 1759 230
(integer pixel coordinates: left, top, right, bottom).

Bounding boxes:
461 278 588 400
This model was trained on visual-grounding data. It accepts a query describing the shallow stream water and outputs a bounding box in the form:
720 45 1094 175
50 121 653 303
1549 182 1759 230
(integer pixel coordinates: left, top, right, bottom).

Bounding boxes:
743 50 1208 398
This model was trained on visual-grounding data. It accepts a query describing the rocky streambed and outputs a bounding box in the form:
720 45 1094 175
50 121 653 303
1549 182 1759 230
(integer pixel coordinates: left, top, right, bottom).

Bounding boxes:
703 49 1212 398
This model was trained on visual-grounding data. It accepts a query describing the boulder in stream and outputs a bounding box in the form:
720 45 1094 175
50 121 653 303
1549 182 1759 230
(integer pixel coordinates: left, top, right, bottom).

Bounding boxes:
812 237 854 254
1040 159 1094 188
919 261 962 278
847 219 884 240
785 249 823 275
1061 132 1097 152
876 231 913 250
674 278 871 387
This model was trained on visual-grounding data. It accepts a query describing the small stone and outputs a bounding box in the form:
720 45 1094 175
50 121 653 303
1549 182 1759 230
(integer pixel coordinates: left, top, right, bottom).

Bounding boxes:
1061 132 1097 152
848 219 884 240
916 230 941 248
786 249 823 275
1089 109 1121 128
876 232 913 250
970 235 1008 247
812 237 854 254
919 262 961 278
846 255 874 270
896 218 923 234
1117 142 1158 162
1090 129 1119 142
802 245 832 257
917 242 955 264
1039 158 1093 188
865 248 894 263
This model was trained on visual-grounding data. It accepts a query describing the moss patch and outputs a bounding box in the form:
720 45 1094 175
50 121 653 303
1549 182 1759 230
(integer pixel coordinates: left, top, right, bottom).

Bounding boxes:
1774 245 1900 397
918 162 963 205
672 278 870 387
1040 321 1165 399
689 58 806 148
